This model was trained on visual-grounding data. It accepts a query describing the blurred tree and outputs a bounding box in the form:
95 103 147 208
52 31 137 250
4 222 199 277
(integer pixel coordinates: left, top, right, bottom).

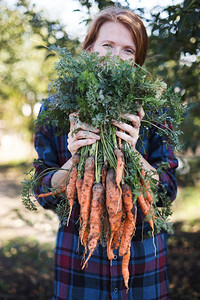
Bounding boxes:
16 0 80 57
76 0 130 24
147 0 200 153
0 1 80 141
77 0 126 10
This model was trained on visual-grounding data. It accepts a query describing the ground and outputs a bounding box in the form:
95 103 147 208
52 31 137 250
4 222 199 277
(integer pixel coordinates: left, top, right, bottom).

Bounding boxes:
0 164 200 300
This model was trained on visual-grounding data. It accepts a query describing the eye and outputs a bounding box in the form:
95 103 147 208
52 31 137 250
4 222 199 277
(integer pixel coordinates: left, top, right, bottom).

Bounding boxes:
124 48 135 55
103 43 112 49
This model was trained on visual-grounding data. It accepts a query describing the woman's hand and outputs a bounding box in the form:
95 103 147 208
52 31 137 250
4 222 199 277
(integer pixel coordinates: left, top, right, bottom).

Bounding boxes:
112 107 159 181
112 107 145 151
68 113 100 156
51 113 100 188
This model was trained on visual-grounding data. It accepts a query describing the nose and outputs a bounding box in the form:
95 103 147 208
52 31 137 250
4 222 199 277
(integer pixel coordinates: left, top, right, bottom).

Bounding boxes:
111 47 121 58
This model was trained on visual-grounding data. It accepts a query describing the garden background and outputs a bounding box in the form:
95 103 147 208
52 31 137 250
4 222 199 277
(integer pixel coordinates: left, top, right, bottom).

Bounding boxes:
0 0 199 299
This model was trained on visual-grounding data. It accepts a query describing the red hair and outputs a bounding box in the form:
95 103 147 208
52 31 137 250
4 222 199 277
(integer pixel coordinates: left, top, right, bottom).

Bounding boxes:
82 6 148 66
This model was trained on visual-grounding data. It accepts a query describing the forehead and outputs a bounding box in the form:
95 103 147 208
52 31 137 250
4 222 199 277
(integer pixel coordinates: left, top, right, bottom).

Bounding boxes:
96 21 135 46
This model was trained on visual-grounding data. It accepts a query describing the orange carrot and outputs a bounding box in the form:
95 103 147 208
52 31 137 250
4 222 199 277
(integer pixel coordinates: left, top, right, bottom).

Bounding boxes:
106 168 122 261
121 184 137 222
37 187 66 198
82 183 104 269
101 164 108 189
138 189 156 256
137 193 154 230
76 177 83 206
118 215 136 257
106 168 122 231
114 148 125 189
82 230 89 258
113 209 126 249
137 193 151 216
122 247 131 292
76 178 86 255
118 134 122 149
140 168 153 205
106 237 115 264
119 184 137 256
79 156 95 245
76 177 89 255
66 154 80 225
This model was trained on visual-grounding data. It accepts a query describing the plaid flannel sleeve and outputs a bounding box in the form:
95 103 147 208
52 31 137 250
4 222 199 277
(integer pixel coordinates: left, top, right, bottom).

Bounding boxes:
147 128 178 202
33 107 71 210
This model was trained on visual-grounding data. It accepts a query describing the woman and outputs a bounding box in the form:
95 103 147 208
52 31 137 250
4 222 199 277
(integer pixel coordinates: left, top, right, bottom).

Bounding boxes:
35 6 178 300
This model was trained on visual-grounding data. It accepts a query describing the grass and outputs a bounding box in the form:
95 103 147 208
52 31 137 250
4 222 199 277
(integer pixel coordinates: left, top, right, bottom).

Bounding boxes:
172 186 200 224
168 183 200 299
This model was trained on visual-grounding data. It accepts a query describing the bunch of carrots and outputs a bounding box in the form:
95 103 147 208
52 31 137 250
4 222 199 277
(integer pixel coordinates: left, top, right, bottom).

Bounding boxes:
37 134 155 291
22 49 181 291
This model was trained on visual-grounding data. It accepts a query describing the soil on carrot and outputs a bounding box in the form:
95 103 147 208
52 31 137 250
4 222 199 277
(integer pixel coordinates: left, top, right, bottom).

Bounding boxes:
0 165 200 299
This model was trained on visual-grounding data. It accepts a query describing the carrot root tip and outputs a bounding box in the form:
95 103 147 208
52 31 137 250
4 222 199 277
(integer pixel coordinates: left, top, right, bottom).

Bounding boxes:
67 206 73 227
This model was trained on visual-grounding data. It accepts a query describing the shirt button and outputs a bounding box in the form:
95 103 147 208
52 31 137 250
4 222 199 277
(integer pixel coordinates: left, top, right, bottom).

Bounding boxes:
114 288 118 292
114 255 117 260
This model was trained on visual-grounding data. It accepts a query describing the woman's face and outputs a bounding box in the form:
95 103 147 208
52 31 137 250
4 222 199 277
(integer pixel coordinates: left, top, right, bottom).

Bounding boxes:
90 21 136 61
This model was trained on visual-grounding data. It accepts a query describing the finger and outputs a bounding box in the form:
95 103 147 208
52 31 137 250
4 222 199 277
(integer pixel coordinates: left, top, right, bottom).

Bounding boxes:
138 106 145 120
112 120 137 137
68 139 97 154
69 112 78 119
74 120 99 133
112 120 134 135
115 130 139 148
121 114 141 129
73 130 100 141
69 112 78 131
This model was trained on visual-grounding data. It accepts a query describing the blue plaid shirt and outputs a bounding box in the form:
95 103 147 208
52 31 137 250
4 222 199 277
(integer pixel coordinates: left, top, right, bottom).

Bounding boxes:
34 106 178 300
